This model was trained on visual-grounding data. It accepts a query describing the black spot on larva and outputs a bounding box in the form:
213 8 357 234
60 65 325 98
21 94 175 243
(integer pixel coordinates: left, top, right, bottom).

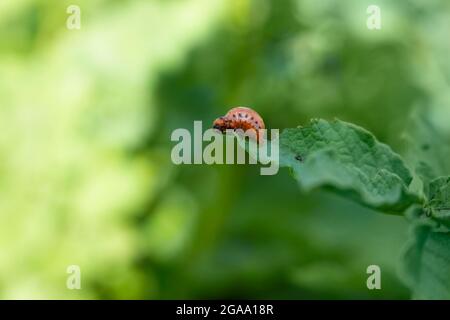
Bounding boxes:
250 117 254 120
233 114 236 118
239 113 243 117
244 114 248 118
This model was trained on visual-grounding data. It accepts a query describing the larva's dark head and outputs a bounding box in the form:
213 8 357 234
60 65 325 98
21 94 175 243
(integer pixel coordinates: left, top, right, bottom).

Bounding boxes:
212 116 230 133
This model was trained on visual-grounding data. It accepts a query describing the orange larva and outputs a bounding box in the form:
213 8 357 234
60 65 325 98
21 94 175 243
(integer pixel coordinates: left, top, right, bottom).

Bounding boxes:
213 107 265 142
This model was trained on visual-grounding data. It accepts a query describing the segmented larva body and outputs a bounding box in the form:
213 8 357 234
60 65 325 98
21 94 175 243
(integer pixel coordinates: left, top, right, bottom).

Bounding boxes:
213 107 265 142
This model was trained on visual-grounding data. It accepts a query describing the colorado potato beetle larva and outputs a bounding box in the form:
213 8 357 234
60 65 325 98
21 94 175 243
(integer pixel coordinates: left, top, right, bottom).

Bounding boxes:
213 107 265 142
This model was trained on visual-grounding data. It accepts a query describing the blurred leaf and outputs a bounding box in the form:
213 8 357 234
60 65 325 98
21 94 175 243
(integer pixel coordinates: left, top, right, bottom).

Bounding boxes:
401 222 450 299
279 119 420 213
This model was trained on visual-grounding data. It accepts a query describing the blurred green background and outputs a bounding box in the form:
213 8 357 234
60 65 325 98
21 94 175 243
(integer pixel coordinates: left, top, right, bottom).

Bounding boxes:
0 0 449 299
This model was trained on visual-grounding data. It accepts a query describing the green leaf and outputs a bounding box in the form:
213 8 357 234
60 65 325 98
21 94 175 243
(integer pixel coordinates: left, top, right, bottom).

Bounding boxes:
404 110 450 193
400 115 450 299
401 222 450 299
427 176 450 228
279 119 420 213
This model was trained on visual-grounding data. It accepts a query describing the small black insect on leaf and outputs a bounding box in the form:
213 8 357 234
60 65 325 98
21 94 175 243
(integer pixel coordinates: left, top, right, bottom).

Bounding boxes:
295 154 304 162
